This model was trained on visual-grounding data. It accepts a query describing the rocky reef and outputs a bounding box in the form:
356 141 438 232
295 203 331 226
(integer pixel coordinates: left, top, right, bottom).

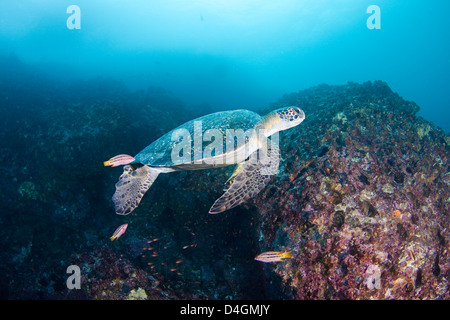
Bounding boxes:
254 81 449 299
0 55 448 300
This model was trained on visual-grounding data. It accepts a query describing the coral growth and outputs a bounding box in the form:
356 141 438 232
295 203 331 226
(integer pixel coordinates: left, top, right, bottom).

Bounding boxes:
70 247 185 300
255 81 449 299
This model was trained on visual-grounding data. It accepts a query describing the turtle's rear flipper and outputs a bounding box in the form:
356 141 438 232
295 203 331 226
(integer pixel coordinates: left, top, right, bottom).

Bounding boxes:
112 164 159 215
209 140 280 214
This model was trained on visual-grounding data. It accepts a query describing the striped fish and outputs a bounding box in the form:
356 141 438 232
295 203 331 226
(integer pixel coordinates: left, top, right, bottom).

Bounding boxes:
254 251 292 263
110 223 128 241
104 154 135 167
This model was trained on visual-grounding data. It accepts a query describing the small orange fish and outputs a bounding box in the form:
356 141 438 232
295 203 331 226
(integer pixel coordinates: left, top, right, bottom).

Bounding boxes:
170 268 177 272
254 251 292 263
175 260 183 264
110 224 128 241
103 154 135 167
182 245 189 249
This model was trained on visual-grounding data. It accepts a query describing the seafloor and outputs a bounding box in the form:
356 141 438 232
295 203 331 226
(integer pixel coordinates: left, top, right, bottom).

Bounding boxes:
0 55 448 299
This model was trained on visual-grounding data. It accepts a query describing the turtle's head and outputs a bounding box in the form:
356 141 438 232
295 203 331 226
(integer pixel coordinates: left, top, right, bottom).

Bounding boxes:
260 106 305 136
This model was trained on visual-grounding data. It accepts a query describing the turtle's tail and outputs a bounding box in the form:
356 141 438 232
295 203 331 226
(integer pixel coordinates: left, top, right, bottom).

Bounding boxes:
104 154 135 167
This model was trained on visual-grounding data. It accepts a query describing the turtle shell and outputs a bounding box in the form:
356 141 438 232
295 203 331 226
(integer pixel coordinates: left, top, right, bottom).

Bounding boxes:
133 109 262 166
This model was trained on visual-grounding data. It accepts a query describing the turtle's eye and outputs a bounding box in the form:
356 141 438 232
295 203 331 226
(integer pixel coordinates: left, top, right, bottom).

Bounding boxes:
293 107 305 121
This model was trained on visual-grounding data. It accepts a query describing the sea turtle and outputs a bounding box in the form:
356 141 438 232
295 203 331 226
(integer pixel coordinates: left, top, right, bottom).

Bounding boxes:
104 106 305 215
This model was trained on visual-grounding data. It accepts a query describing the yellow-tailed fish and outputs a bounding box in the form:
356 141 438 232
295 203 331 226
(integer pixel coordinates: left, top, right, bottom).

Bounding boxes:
254 251 292 263
104 154 135 167
110 223 128 241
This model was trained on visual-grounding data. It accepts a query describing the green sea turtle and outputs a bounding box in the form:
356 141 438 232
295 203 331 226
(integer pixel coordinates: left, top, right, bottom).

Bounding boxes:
104 106 305 215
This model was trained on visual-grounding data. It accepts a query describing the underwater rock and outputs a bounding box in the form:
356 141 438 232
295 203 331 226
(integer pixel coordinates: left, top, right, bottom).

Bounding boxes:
18 181 42 201
254 81 449 300
126 288 148 300
70 247 186 300
0 59 201 299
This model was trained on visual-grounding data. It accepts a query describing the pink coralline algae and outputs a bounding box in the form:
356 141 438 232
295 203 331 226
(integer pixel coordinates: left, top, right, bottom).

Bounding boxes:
254 81 449 300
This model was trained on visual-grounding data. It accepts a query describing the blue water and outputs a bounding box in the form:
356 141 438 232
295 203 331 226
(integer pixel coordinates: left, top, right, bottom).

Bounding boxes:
0 0 449 132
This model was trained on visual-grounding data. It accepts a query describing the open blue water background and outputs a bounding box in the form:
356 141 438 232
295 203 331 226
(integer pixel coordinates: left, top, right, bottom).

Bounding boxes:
1 0 449 132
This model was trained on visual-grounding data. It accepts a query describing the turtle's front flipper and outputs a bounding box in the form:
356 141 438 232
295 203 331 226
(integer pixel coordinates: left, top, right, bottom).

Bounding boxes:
112 164 159 215
209 141 280 214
